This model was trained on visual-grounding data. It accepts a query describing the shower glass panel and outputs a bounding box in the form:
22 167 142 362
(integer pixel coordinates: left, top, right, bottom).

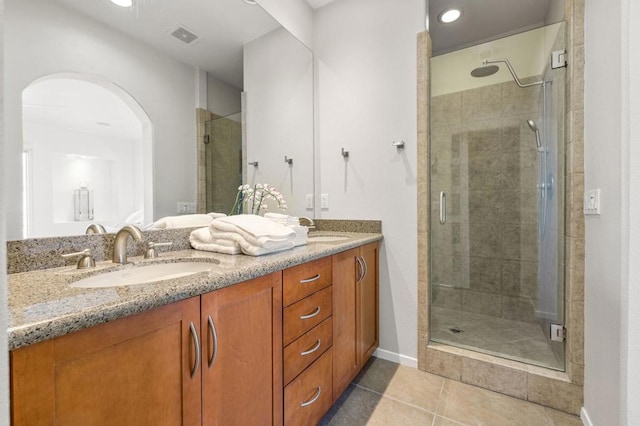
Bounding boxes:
429 23 566 370
204 113 243 214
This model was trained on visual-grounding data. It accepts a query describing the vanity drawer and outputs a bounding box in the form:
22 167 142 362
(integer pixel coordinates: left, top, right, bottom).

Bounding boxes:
284 317 333 385
284 286 332 346
283 257 332 307
284 347 333 426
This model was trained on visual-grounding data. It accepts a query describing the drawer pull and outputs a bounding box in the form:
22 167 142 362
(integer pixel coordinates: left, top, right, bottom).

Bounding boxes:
189 322 200 378
300 306 321 320
300 274 321 284
300 339 322 356
300 386 322 408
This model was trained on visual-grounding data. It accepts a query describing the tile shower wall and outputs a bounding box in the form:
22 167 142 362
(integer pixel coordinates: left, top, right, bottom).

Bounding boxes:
430 81 541 323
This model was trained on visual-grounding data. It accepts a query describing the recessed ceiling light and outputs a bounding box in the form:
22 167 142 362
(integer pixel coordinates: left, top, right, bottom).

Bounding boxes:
110 0 133 7
438 8 462 24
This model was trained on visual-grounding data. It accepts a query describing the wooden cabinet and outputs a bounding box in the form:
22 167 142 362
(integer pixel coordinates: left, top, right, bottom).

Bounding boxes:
332 242 379 400
282 258 334 425
10 272 283 426
201 272 283 426
11 297 202 425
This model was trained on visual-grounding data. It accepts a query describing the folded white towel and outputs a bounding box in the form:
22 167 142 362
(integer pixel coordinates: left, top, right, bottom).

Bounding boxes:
210 231 295 253
189 227 242 255
153 214 213 229
207 212 227 219
211 215 296 249
265 212 300 226
289 225 308 247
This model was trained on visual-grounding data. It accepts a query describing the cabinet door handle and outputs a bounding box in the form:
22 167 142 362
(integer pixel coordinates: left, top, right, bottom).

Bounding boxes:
356 257 364 282
300 339 322 356
440 191 447 224
361 256 368 281
189 322 200 378
300 274 321 284
207 315 218 368
300 306 321 320
300 386 322 407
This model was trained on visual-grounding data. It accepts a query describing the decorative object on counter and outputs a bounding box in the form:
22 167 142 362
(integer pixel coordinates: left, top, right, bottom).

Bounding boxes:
230 183 287 216
74 182 94 221
190 214 296 256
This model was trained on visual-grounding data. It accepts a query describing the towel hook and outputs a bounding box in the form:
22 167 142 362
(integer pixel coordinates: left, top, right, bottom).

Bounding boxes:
284 156 293 165
341 148 349 158
248 161 259 167
392 140 405 150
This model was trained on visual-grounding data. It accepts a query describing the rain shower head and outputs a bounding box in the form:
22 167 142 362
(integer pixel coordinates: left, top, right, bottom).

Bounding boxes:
470 65 499 78
527 119 543 151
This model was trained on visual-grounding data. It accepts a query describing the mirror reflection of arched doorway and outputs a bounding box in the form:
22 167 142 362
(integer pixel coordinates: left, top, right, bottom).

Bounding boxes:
21 73 152 237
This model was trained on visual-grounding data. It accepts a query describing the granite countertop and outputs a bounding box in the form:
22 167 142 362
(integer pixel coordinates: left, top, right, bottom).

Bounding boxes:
7 231 382 351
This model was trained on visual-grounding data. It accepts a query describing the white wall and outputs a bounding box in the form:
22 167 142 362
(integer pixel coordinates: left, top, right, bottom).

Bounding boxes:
315 0 425 363
4 0 197 238
244 27 314 217
206 75 242 117
584 0 640 424
0 0 10 421
258 0 314 50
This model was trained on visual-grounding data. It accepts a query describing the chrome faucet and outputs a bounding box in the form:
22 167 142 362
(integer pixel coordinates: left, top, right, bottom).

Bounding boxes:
299 216 316 230
112 225 143 264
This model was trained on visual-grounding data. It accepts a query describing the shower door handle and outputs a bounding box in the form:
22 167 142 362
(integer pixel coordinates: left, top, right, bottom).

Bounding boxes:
439 191 446 225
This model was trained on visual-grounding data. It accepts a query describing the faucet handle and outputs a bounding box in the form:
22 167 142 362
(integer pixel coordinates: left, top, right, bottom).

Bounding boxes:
62 249 96 269
144 241 173 259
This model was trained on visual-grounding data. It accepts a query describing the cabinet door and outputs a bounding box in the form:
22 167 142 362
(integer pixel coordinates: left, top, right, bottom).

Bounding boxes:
331 248 359 400
201 272 283 426
358 242 379 365
10 297 202 426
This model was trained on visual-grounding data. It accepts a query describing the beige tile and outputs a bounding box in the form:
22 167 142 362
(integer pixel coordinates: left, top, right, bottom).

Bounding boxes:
353 358 444 413
425 347 462 381
432 416 466 426
568 302 584 365
461 357 528 399
461 290 502 317
462 85 502 122
437 379 552 426
527 374 583 415
545 407 583 425
320 385 434 426
500 295 537 323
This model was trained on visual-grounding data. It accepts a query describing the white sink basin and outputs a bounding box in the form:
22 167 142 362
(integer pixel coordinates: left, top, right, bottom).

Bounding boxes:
70 262 215 288
307 234 350 243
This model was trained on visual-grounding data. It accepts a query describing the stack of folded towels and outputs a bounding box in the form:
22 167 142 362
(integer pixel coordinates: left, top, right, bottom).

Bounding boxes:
264 213 308 247
149 212 226 229
190 214 307 256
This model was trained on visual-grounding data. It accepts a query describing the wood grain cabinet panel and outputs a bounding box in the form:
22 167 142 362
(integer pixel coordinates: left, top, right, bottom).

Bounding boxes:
284 317 333 385
283 286 332 346
11 297 202 426
283 256 332 307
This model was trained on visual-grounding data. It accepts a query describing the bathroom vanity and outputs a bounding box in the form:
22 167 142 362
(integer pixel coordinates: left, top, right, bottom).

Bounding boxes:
7 230 381 425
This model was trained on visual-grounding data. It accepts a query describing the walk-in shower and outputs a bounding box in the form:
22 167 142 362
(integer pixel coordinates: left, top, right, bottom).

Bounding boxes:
428 22 566 370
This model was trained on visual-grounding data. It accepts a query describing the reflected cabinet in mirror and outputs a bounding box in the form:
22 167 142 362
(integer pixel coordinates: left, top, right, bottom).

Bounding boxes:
4 0 314 239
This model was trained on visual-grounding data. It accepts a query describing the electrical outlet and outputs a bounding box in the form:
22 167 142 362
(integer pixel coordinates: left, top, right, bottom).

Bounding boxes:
321 194 329 209
305 194 314 209
177 202 196 214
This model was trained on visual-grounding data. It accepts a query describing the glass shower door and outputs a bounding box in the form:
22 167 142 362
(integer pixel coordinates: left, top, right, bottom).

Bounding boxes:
429 23 566 370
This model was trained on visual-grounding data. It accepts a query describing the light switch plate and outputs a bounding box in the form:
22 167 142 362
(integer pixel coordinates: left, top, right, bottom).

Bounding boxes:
321 194 329 209
584 189 601 215
305 194 314 210
177 201 196 214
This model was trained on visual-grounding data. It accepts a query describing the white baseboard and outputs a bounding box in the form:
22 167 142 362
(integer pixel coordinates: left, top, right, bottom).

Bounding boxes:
373 348 418 368
580 407 592 426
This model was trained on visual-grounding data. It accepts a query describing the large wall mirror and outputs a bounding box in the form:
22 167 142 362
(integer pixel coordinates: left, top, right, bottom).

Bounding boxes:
3 0 314 240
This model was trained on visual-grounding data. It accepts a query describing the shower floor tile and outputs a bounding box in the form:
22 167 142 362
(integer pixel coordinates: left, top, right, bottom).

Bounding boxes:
430 307 563 370
320 357 581 426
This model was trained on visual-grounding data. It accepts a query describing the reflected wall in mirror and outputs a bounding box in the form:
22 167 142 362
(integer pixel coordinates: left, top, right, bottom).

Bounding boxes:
4 0 314 240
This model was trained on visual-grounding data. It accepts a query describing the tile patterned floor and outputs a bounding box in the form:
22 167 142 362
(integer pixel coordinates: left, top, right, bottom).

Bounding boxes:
320 357 581 426
430 307 564 370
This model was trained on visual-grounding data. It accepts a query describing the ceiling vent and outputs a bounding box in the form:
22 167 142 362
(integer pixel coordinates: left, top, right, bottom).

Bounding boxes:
169 26 199 44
